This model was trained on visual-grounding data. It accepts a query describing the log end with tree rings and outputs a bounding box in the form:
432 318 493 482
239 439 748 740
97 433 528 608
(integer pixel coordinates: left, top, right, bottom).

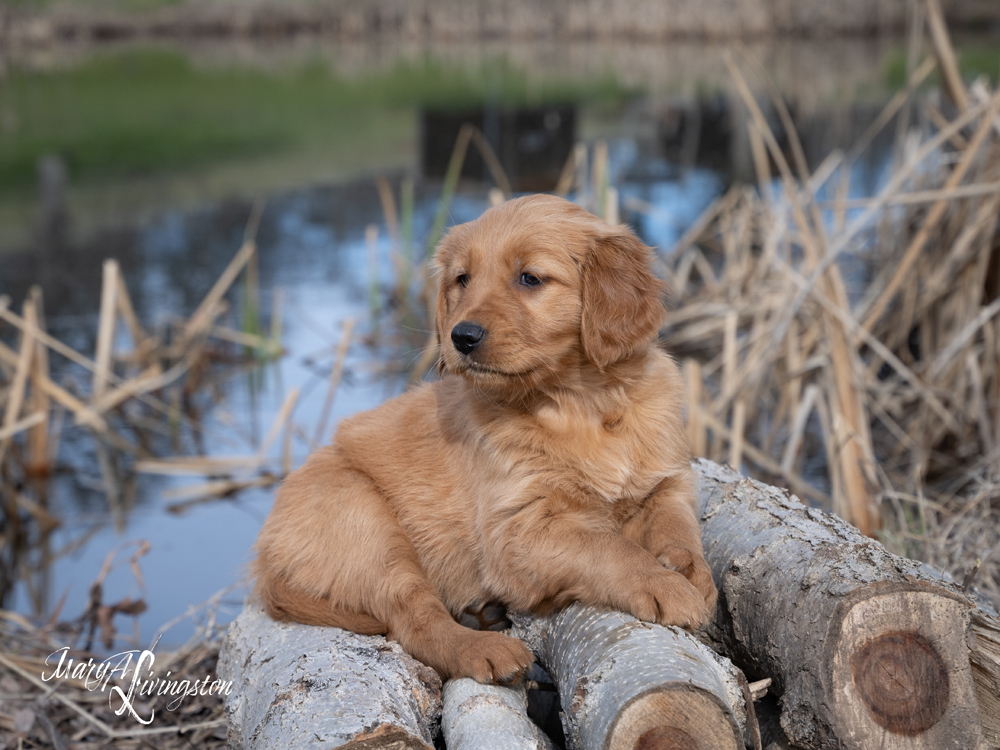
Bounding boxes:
607 688 741 750
849 631 948 735
826 584 988 749
634 727 697 750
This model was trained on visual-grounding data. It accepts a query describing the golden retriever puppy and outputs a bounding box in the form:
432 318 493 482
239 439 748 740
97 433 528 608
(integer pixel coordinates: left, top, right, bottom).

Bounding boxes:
252 194 717 683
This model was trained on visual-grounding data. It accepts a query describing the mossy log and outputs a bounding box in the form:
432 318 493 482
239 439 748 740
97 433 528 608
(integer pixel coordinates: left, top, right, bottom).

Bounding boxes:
694 458 988 750
217 604 442 750
511 603 755 750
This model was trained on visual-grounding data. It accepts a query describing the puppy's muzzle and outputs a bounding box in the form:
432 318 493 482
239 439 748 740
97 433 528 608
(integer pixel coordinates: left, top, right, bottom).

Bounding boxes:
452 322 486 355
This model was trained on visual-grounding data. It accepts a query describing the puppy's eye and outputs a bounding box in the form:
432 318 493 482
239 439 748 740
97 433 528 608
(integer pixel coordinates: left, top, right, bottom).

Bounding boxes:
520 272 541 287
457 274 470 288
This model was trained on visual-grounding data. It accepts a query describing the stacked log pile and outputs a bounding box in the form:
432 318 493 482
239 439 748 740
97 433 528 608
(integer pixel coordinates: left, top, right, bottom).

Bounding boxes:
220 459 1000 748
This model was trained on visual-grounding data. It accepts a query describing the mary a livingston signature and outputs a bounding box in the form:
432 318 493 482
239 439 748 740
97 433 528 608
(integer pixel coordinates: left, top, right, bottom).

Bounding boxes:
40 639 233 725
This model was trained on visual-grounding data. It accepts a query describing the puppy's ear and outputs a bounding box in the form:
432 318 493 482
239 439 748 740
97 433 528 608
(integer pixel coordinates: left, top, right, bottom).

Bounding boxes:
581 229 666 370
434 262 450 377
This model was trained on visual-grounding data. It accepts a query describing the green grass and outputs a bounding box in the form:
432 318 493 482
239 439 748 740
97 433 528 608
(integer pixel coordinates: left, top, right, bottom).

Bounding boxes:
884 42 999 89
960 44 1000 82
0 48 633 196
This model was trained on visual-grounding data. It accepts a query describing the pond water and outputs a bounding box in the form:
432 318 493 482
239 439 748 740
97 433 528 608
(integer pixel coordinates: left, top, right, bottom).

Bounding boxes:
0 32 996 648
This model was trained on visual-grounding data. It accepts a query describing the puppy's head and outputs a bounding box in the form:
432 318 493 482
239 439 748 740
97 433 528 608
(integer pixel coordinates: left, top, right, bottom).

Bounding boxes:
433 194 664 390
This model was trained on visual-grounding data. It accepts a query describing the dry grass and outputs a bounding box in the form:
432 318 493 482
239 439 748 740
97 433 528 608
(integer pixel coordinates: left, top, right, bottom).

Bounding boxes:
0 197 297 517
0 540 233 749
642 36 1000 606
0 202 296 747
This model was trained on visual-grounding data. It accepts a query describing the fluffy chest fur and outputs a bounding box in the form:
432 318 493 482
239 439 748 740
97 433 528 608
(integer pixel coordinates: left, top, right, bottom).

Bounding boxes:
455 350 690 509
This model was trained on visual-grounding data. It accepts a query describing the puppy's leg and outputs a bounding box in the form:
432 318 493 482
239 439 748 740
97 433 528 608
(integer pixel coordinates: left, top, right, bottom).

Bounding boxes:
621 470 718 612
482 486 711 627
253 448 532 683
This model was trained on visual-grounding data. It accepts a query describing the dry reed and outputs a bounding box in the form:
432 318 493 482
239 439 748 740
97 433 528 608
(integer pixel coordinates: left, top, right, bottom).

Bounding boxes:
0 209 295 748
646 16 1000 606
0 540 233 749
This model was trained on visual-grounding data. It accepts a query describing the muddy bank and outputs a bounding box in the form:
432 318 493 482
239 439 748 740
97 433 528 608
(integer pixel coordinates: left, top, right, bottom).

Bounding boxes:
2 0 998 47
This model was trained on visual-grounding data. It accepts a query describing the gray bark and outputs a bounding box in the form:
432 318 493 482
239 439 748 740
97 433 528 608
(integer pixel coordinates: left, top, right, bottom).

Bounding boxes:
694 458 987 750
511 603 753 750
218 604 442 750
442 678 555 750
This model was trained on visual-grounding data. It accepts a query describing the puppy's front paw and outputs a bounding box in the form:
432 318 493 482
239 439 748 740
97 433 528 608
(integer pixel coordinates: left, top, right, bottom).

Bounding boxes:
657 548 718 614
622 566 711 629
449 629 534 685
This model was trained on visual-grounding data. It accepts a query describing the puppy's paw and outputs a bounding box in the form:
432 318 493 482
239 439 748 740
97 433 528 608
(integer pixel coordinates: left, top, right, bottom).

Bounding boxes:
688 559 718 614
656 546 695 576
622 567 711 629
657 549 718 614
450 629 534 684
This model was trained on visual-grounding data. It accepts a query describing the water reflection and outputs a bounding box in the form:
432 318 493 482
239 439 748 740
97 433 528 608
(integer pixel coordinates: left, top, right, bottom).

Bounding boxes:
423 105 575 191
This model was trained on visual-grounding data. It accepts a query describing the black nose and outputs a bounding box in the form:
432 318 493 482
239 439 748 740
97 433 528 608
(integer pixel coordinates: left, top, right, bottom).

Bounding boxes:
451 322 486 355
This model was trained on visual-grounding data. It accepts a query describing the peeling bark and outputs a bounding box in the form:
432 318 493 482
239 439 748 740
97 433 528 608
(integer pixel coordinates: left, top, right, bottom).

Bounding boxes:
512 603 753 750
218 604 442 749
694 458 987 750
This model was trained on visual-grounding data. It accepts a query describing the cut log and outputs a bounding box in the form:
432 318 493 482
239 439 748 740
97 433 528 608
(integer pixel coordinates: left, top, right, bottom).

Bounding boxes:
442 678 555 750
218 604 442 750
918 561 1000 748
694 458 987 750
511 603 755 750
971 609 1000 748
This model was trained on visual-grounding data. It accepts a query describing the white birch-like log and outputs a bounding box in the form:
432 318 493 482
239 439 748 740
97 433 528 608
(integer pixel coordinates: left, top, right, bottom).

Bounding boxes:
218 604 442 750
694 458 987 750
511 603 753 750
442 678 556 750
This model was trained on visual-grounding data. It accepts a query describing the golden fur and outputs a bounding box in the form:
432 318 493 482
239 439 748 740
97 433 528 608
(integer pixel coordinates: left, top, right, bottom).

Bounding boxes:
252 194 717 683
